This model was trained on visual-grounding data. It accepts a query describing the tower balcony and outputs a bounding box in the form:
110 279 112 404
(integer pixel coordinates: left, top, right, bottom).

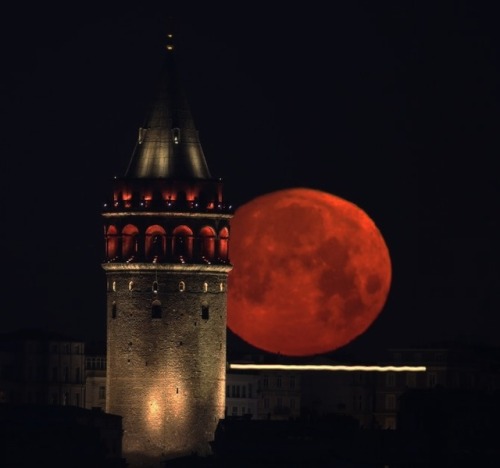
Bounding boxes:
102 198 233 214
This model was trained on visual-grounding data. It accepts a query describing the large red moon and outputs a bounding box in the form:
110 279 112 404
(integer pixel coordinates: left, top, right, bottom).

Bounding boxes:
227 188 392 357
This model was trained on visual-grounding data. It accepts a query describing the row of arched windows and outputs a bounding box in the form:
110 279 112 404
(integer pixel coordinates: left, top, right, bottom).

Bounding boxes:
105 224 229 263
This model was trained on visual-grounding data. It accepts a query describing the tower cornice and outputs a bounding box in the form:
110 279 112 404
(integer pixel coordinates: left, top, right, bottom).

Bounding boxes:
102 211 233 219
102 263 232 273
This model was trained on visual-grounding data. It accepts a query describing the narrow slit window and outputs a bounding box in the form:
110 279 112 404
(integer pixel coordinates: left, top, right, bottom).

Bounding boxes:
111 302 117 319
152 281 159 293
203 282 208 293
179 281 185 292
152 300 162 319
201 305 209 320
129 281 134 291
172 127 181 144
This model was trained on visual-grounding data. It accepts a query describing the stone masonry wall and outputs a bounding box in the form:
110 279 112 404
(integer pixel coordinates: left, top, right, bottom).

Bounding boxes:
105 266 229 465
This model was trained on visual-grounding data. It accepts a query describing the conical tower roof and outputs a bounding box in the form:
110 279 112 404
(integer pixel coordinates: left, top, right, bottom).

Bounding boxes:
125 32 211 180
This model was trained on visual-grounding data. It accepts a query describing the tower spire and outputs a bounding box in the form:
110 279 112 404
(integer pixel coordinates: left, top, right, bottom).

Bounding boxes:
102 30 232 466
124 29 211 179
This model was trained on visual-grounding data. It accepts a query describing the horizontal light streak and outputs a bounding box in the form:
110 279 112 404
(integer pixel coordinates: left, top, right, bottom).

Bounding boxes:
229 364 427 372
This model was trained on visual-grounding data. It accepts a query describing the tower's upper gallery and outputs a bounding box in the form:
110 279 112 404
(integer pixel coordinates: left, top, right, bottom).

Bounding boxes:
124 32 211 180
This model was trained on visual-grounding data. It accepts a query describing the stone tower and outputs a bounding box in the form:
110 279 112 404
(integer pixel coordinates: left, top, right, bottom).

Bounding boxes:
101 32 233 466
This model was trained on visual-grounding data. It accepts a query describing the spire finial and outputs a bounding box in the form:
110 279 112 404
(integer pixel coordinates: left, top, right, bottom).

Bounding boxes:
165 32 174 52
165 17 176 53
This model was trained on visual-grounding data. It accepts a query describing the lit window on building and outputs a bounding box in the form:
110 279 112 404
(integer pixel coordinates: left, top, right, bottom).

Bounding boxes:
152 281 159 293
179 281 185 292
386 372 396 387
385 394 396 410
172 127 181 144
354 395 363 410
427 372 437 387
129 281 134 291
203 282 208 293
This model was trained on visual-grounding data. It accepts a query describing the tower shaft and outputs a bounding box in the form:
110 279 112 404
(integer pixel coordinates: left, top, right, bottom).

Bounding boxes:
102 32 233 466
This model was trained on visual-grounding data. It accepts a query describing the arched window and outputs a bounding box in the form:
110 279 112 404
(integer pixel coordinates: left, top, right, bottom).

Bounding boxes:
199 226 216 261
145 225 167 261
122 224 139 260
179 281 186 292
106 225 119 260
128 281 134 291
152 281 159 293
218 227 229 261
172 225 193 261
152 300 162 319
172 127 181 144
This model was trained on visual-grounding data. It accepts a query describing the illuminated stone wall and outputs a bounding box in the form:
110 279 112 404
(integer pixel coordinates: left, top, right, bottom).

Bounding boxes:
104 265 229 465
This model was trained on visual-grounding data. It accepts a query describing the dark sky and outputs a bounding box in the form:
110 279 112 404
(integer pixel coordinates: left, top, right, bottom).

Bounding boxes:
1 2 498 358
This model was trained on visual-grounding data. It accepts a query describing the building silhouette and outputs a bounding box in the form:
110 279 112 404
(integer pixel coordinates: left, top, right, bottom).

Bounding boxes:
101 31 233 466
1 328 500 465
0 329 124 467
0 329 85 406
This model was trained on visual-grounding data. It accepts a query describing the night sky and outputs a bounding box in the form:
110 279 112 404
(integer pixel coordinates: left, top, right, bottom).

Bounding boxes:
1 2 498 358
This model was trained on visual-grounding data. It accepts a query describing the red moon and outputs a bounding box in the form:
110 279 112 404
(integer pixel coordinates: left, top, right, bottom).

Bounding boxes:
227 188 392 356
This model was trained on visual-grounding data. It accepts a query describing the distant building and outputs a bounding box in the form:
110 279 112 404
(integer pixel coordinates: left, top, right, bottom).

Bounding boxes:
85 341 107 410
256 370 301 420
226 370 259 419
0 403 124 467
299 356 378 428
0 329 86 407
373 343 500 429
226 363 301 421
